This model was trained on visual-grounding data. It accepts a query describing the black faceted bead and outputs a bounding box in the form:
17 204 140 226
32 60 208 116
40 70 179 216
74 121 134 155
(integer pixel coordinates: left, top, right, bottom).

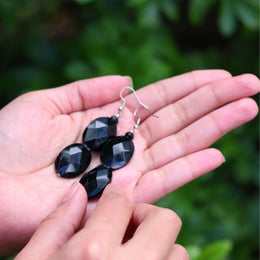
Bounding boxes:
55 144 91 178
82 117 118 151
125 131 134 140
101 134 135 170
79 165 112 199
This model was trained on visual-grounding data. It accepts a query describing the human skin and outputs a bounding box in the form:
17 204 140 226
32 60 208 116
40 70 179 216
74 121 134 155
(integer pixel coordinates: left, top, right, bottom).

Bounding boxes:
0 70 259 254
15 184 189 260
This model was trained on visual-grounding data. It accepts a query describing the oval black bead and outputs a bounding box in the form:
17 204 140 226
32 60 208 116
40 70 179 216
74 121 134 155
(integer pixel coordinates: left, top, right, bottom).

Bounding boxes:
79 165 112 199
55 143 91 178
101 134 134 170
82 117 118 151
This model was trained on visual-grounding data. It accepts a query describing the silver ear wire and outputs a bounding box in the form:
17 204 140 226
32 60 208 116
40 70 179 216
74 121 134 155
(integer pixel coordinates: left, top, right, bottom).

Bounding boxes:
131 107 142 133
115 100 126 118
115 86 130 118
116 86 159 132
120 86 149 110
116 86 158 118
116 86 148 118
131 106 159 133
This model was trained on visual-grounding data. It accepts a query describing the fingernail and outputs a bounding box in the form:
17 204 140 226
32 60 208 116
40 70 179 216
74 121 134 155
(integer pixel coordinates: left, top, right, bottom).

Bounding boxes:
123 76 133 87
222 155 226 162
63 182 80 202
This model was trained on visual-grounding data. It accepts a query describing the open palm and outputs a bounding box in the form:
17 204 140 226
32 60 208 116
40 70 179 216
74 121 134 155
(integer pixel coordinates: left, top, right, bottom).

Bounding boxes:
0 70 259 253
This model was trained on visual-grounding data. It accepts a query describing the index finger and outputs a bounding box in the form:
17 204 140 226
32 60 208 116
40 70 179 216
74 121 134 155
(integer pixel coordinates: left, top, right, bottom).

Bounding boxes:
125 70 232 118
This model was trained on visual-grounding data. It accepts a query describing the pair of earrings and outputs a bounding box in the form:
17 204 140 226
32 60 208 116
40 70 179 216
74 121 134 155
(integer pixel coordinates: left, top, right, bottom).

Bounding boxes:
55 86 155 199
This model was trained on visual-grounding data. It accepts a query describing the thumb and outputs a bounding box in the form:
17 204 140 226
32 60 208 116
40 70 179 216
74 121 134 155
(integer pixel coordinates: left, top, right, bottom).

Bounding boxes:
16 182 88 260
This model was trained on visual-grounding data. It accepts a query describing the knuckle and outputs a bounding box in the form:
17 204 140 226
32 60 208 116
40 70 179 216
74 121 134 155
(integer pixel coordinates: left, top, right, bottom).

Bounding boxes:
156 168 170 196
175 101 189 126
78 239 107 260
152 80 169 105
41 211 60 226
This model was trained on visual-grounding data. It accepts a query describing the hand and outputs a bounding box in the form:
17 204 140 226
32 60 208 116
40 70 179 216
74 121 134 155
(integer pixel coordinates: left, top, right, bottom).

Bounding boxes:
0 70 259 253
15 184 188 260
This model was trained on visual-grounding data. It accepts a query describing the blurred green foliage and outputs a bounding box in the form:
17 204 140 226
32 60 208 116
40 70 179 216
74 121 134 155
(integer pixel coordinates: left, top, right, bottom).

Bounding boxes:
0 0 258 259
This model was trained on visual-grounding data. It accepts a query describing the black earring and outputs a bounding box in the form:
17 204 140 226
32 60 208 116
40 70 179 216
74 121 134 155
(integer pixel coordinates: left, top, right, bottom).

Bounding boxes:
54 86 157 199
79 105 157 199
54 86 134 178
54 115 118 178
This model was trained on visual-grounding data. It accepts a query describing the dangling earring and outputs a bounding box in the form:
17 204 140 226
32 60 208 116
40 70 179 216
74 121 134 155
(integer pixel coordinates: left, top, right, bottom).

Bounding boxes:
79 99 157 199
54 86 144 178
54 115 118 178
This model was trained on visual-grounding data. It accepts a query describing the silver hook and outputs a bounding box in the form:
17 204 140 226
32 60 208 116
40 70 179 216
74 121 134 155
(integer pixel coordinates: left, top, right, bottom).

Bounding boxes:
116 86 159 133
116 86 151 118
131 106 159 134
120 87 149 110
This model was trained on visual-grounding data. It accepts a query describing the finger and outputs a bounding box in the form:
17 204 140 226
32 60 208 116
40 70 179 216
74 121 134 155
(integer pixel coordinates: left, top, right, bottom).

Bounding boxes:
126 204 182 259
141 74 260 147
15 183 87 260
70 184 133 249
167 244 190 260
125 70 232 117
135 148 225 203
19 75 132 115
143 98 259 172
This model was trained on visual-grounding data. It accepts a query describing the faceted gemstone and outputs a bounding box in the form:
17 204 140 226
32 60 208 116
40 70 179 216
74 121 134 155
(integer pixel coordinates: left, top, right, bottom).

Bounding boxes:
82 116 118 151
55 143 91 178
79 165 112 199
101 132 134 170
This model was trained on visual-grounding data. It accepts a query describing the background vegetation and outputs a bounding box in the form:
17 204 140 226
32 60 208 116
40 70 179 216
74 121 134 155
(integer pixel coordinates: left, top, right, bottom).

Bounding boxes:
0 0 258 259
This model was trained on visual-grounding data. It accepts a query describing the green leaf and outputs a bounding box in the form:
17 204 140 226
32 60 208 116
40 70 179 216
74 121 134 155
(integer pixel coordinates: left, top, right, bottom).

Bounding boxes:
74 0 94 5
64 60 91 80
138 2 160 27
127 0 149 7
195 240 233 260
186 244 202 260
189 0 216 24
218 0 237 36
160 0 179 21
235 1 258 30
